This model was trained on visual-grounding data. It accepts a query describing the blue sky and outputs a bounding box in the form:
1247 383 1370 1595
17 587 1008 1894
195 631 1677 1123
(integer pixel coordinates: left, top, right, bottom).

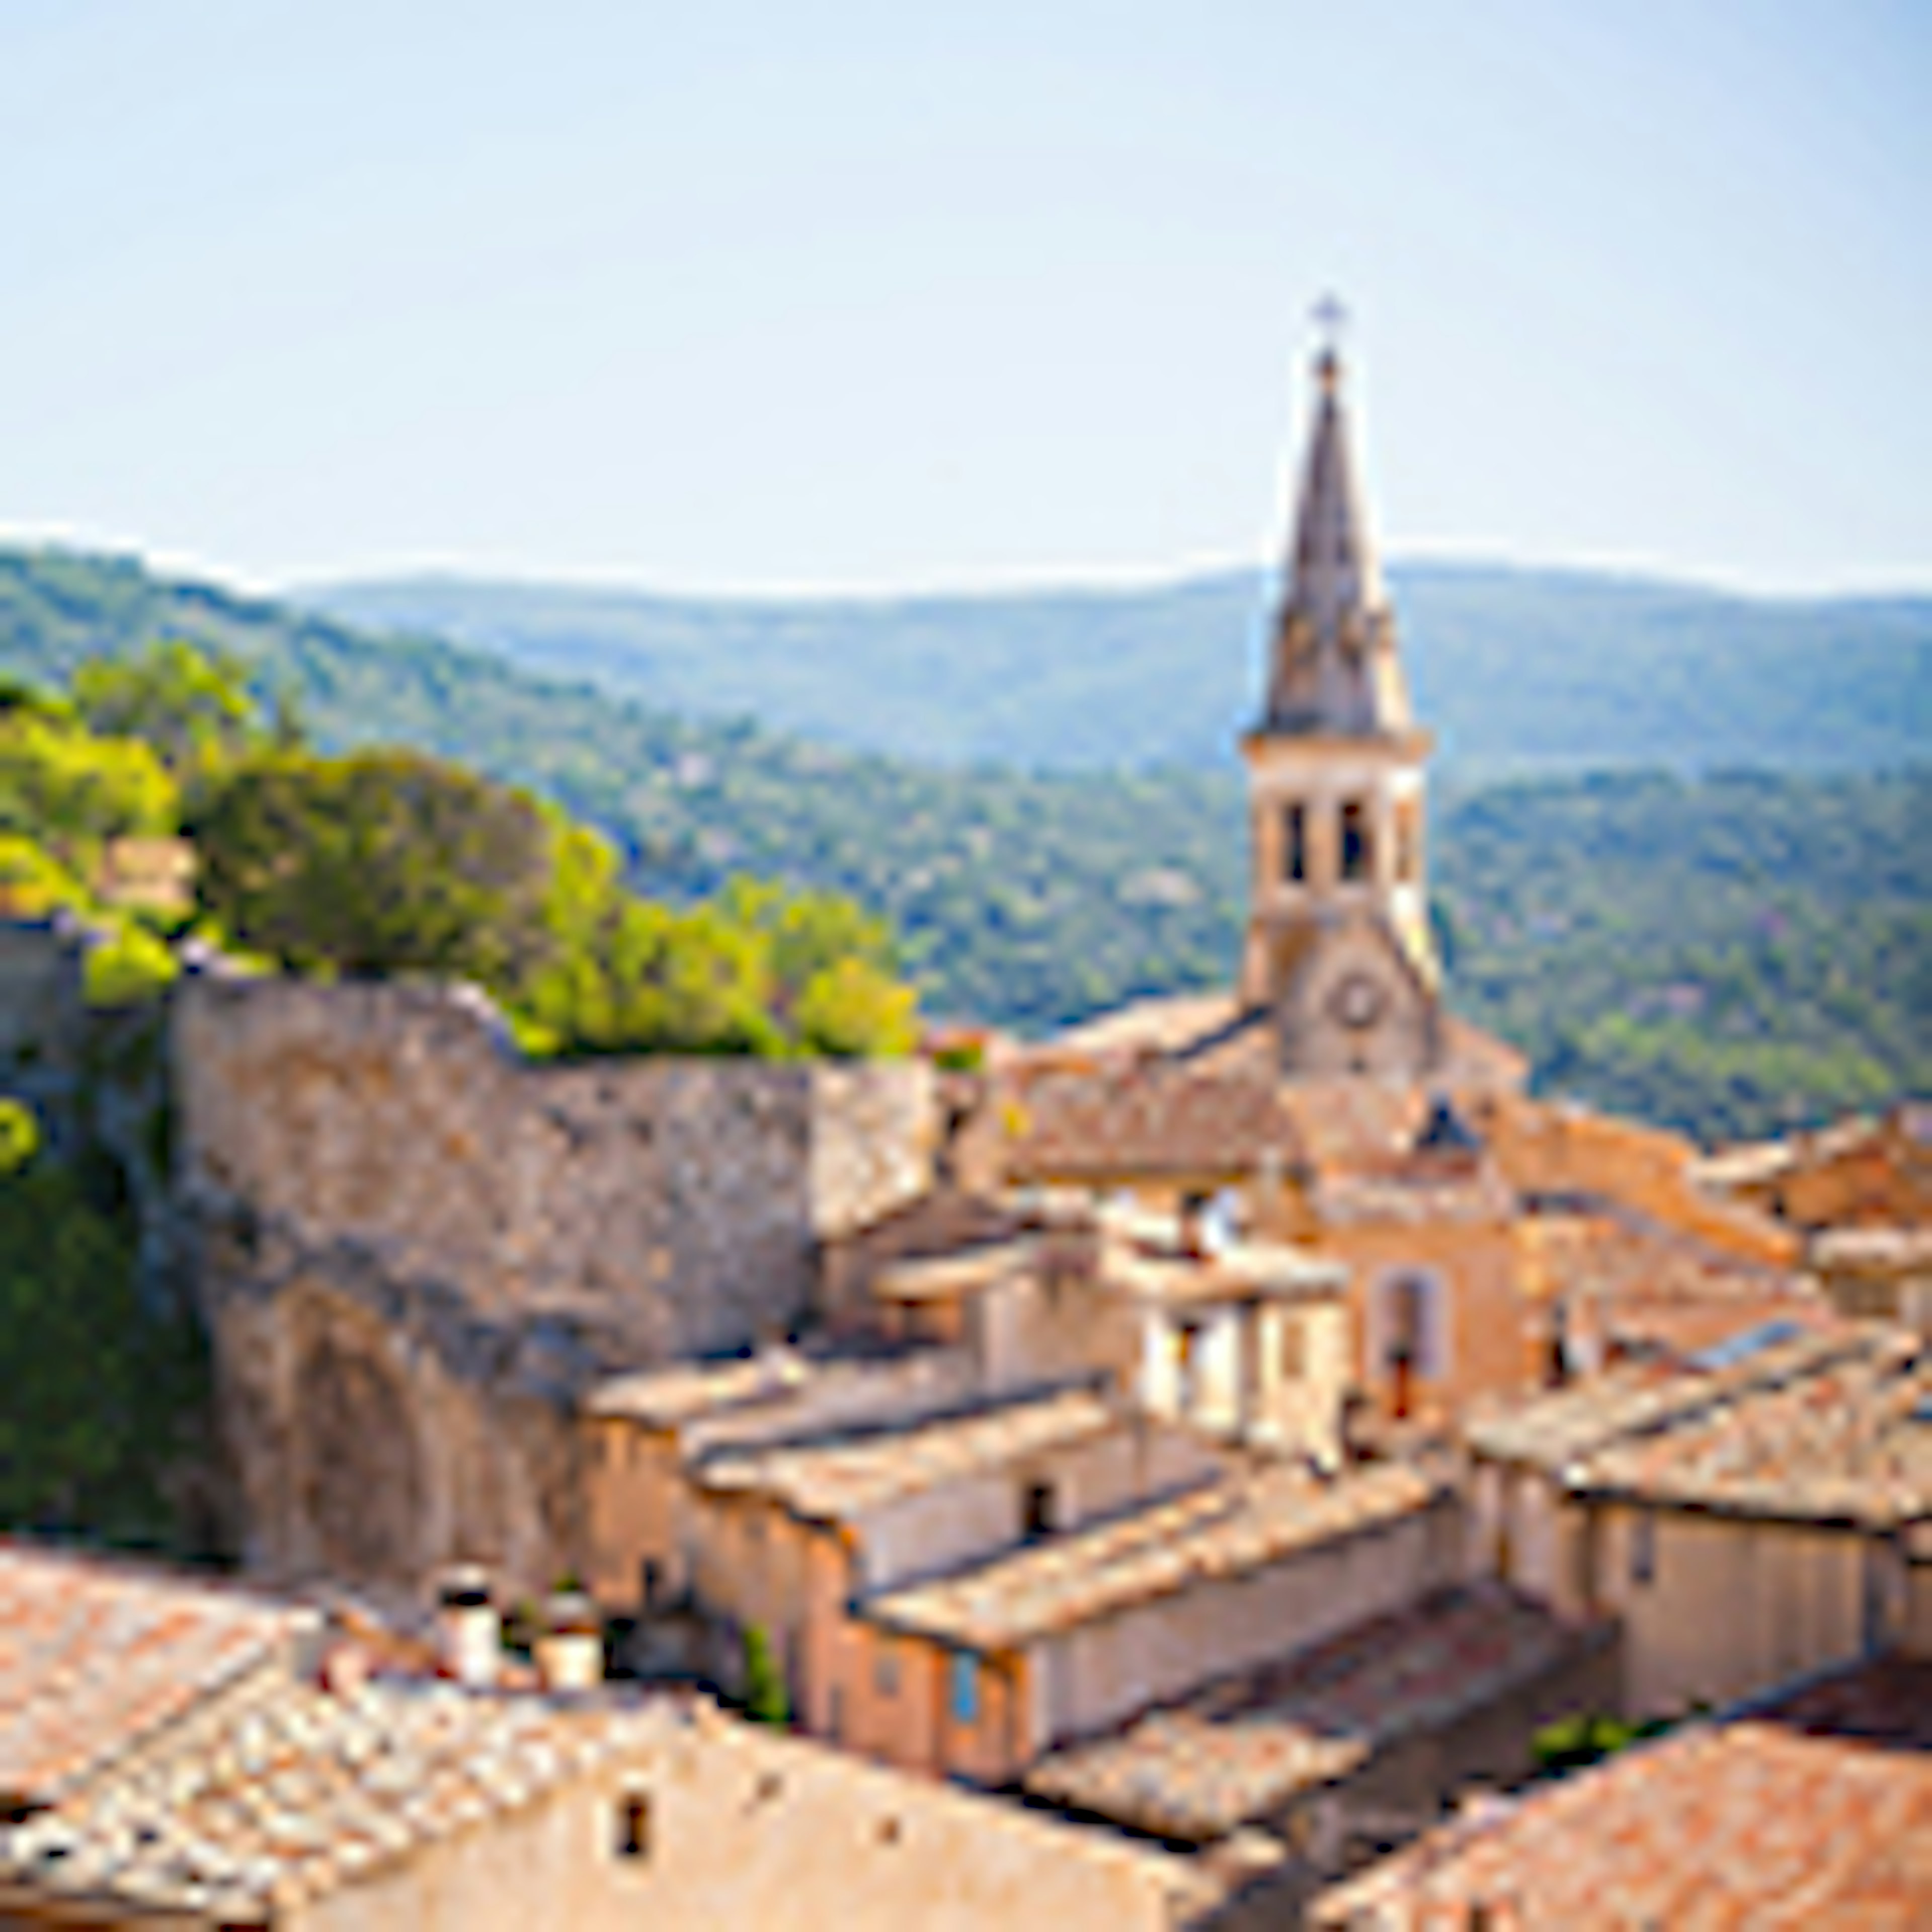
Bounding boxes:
2 0 1926 596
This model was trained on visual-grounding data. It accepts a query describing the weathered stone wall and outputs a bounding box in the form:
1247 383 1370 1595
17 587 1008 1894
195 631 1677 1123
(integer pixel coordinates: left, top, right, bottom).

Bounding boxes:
175 973 935 1598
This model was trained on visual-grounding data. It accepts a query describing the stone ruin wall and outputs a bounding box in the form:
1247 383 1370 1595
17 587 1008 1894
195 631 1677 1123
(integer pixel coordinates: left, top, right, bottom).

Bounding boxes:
173 972 936 1600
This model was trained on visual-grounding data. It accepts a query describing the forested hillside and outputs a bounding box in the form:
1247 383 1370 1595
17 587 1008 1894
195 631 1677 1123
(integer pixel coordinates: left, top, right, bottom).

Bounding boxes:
4 544 1925 1142
311 562 1932 776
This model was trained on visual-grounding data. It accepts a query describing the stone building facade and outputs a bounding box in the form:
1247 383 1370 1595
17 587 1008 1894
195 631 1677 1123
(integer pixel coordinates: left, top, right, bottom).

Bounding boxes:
174 971 935 1599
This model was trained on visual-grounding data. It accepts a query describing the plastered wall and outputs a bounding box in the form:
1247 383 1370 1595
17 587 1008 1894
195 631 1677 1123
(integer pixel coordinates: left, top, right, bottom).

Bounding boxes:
290 1705 1206 1932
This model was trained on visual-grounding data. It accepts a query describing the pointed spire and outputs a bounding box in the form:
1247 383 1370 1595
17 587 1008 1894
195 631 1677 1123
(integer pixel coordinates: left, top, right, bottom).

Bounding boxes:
1260 317 1412 738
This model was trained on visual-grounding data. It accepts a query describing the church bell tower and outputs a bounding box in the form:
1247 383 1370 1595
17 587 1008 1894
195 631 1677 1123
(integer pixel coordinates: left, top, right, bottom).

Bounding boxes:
1240 316 1442 1079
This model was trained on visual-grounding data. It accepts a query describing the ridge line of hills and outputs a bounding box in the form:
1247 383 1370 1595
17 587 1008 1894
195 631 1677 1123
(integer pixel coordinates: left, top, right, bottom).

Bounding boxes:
2 541 1926 1143
306 559 1932 776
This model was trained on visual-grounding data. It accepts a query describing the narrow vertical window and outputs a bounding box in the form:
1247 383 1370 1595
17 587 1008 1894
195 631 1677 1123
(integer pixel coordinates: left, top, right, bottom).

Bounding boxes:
1340 799 1373 882
1281 800 1308 882
949 1650 980 1727
1630 1511 1656 1588
1021 1479 1056 1543
616 1792 652 1860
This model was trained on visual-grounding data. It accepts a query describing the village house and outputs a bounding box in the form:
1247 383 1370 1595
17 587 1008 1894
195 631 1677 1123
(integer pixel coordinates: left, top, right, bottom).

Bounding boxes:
0 1541 1220 1931
1465 1322 1932 1716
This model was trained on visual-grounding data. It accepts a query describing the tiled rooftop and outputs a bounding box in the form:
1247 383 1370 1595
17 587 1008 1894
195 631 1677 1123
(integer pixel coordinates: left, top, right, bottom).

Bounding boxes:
1815 1223 1932 1268
1469 1325 1931 1527
1003 1062 1305 1184
864 1463 1438 1654
582 1348 814 1427
1314 1164 1517 1228
1468 1325 1867 1466
1025 1583 1601 1842
0 1542 314 1806
872 1238 1040 1302
1043 992 1243 1060
694 1384 1119 1526
0 1672 679 1922
1313 1657 1932 1929
1577 1332 1930 1527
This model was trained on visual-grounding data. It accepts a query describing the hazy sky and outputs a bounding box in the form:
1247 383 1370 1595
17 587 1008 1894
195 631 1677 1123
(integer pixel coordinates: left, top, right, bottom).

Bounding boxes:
3 1 1926 596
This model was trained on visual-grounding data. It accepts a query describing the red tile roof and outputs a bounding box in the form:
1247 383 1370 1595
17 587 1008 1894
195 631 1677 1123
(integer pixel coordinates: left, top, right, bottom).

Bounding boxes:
1025 1583 1606 1842
1002 1064 1306 1185
0 1542 314 1806
1313 1657 1932 1928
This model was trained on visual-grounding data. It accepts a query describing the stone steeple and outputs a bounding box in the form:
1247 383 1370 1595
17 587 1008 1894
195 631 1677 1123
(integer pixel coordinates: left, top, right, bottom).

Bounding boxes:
1260 346 1414 740
1239 323 1441 1075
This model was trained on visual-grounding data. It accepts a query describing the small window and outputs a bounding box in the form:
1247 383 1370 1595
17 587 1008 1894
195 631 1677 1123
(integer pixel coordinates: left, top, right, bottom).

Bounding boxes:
949 1650 980 1727
1022 1480 1056 1543
874 1642 900 1699
1340 800 1374 883
616 1792 652 1861
1630 1511 1656 1588
1281 801 1308 883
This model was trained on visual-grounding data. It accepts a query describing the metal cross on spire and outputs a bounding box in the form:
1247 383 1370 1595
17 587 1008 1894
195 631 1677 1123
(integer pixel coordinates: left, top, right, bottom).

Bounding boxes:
1312 293 1349 354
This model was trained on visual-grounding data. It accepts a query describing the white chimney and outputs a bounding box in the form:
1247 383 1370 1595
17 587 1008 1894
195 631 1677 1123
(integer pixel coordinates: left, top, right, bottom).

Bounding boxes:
535 1591 604 1695
435 1566 500 1688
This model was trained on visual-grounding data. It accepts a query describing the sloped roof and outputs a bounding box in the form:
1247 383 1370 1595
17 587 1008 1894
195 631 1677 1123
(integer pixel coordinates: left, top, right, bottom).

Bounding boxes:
0 1542 314 1807
1026 1583 1605 1842
1467 1325 1932 1529
1313 1657 1932 1929
1259 349 1413 740
694 1384 1119 1526
1003 1063 1306 1185
863 1464 1439 1655
0 1673 684 1923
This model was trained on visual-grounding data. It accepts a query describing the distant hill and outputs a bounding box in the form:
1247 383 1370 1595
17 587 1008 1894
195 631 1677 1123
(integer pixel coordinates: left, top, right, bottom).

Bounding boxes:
306 563 1932 776
2 543 1925 1142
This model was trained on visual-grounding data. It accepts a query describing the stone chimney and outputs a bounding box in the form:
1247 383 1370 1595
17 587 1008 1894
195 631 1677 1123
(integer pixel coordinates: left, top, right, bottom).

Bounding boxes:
435 1565 501 1688
535 1590 604 1695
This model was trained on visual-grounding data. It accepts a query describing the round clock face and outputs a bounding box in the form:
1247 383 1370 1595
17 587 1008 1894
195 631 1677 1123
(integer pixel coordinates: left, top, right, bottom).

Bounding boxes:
1327 970 1388 1032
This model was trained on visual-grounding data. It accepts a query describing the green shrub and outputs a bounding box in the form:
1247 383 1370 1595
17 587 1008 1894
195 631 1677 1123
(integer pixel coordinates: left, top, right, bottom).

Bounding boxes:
0 1098 40 1176
741 1623 790 1727
84 922 178 1007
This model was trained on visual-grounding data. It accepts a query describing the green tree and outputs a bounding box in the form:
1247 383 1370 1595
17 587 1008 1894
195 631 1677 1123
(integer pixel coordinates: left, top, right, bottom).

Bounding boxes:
0 1098 40 1176
84 921 180 1007
0 710 176 867
0 833 91 918
71 638 264 780
0 1157 208 1541
191 748 559 988
794 954 919 1058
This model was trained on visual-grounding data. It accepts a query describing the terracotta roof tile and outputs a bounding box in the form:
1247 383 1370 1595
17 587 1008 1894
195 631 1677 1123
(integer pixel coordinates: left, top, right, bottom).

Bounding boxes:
1573 1331 1931 1527
1313 1657 1932 1929
0 1675 683 1919
865 1464 1439 1654
694 1384 1119 1525
1003 1064 1305 1185
1468 1325 1931 1527
0 1543 314 1805
1025 1584 1604 1841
